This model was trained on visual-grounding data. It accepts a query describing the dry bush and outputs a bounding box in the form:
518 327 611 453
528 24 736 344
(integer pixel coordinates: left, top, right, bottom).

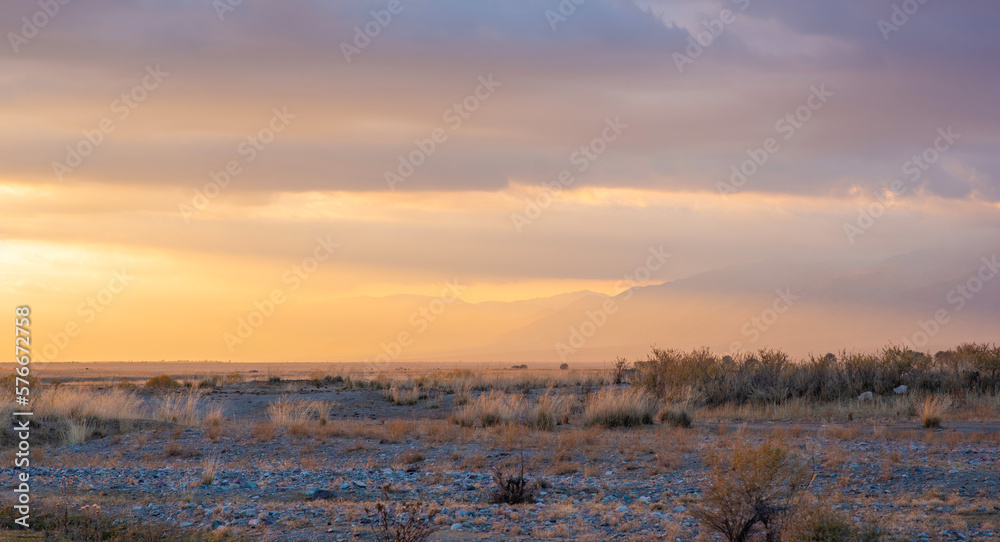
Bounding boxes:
145 374 181 389
583 387 657 428
783 498 881 542
490 463 536 505
693 440 808 542
266 396 331 427
921 396 950 428
365 500 439 542
224 371 244 384
630 344 991 407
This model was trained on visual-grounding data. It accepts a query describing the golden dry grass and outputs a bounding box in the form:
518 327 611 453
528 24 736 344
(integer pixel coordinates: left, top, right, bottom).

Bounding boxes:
265 396 332 427
583 387 657 428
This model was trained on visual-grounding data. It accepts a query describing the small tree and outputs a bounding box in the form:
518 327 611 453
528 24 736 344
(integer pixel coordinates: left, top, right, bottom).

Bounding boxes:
693 441 808 542
559 363 569 370
612 357 630 385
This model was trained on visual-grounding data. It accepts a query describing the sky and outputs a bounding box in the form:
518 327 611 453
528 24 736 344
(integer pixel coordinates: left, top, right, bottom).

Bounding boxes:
2 0 999 363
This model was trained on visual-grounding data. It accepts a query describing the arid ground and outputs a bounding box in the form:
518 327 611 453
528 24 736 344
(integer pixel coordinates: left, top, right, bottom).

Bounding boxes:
2 349 1000 541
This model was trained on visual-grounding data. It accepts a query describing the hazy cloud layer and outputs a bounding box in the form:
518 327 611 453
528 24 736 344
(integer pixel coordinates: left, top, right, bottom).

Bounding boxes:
2 0 998 199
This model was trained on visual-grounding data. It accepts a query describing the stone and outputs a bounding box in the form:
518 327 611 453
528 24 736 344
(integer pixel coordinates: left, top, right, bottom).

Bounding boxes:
616 505 629 512
893 385 908 394
674 505 687 513
858 391 874 401
311 489 335 500
451 523 463 531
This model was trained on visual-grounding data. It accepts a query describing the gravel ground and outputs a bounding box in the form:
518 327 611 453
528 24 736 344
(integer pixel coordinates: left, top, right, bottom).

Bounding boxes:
3 388 999 541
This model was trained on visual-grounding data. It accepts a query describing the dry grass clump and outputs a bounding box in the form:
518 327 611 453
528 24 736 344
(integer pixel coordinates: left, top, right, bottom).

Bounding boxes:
658 405 693 428
382 386 426 406
200 455 220 486
32 387 143 422
532 390 573 430
145 374 181 389
155 388 204 425
921 396 950 428
452 391 527 427
266 396 332 427
451 390 573 430
583 387 657 428
203 404 224 427
64 420 93 445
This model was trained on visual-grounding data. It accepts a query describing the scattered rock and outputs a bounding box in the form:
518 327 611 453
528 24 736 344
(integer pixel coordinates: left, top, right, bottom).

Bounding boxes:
858 391 874 401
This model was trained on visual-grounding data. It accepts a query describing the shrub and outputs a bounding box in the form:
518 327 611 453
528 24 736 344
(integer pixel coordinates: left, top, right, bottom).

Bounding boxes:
784 499 882 542
490 463 535 505
559 363 569 370
612 356 631 385
658 405 692 428
145 375 180 389
197 376 220 389
693 441 808 542
583 387 657 428
225 371 244 384
365 500 439 542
